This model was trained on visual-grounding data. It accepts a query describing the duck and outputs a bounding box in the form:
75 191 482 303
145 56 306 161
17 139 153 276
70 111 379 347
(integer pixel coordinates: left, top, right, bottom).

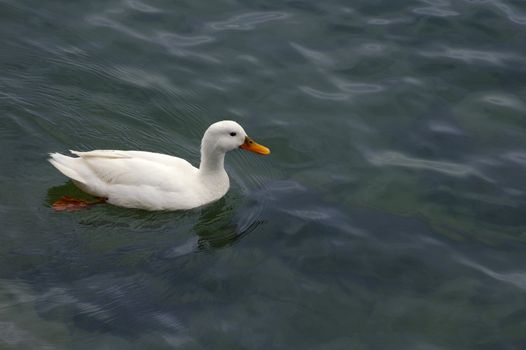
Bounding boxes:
48 120 270 211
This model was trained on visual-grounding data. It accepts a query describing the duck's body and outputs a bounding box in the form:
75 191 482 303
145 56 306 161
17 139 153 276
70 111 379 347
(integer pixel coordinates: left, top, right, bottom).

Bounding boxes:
50 149 229 210
48 121 270 211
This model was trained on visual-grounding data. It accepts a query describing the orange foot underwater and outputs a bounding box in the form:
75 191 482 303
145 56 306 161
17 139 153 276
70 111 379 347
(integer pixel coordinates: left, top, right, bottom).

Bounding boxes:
52 196 107 212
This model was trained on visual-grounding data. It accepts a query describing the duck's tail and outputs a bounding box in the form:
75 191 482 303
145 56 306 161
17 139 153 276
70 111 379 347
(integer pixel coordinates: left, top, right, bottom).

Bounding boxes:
48 152 87 184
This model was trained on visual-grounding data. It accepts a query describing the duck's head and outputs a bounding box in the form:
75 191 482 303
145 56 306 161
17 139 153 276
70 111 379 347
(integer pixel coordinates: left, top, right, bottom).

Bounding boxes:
202 120 270 155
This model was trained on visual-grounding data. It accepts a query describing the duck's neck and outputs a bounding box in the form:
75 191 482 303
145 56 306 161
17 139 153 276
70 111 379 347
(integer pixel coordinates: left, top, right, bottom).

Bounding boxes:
199 145 226 174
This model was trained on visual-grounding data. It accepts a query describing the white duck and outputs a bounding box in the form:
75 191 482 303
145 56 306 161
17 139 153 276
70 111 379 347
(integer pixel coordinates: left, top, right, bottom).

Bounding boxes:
49 120 270 211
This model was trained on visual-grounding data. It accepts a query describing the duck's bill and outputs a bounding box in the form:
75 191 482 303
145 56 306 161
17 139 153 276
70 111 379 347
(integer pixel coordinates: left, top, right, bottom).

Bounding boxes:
240 136 271 155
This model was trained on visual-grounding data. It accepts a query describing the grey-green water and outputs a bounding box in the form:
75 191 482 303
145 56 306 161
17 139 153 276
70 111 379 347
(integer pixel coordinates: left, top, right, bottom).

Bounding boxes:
2 0 526 349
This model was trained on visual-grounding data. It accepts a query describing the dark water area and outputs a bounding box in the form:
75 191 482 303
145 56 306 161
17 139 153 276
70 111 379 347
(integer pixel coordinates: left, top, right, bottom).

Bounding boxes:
1 0 526 348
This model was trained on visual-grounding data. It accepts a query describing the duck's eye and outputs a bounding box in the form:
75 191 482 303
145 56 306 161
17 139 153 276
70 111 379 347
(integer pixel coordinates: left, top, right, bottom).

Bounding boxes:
230 132 237 137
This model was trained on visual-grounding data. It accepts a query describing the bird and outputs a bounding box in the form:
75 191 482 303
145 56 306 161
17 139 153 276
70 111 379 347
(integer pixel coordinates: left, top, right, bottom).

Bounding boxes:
48 120 270 211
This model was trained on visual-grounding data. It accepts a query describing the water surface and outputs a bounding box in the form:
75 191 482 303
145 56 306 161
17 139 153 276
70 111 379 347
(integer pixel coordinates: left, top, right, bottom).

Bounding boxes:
1 0 526 349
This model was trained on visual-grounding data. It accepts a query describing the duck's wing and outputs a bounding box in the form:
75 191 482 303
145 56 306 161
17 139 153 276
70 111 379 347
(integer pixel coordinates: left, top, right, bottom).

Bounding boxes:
50 150 197 192
69 150 133 159
70 150 196 172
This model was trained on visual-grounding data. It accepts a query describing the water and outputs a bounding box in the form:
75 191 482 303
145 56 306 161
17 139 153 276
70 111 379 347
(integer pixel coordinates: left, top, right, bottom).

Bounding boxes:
1 0 526 348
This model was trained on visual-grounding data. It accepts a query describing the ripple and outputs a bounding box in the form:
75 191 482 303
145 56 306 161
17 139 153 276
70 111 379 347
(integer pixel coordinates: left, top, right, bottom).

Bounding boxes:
458 257 526 291
163 236 199 259
492 0 526 25
39 287 113 322
367 17 411 25
367 151 492 180
503 151 526 166
249 181 366 237
125 0 161 13
86 15 149 41
236 54 259 64
428 121 464 135
0 321 52 348
86 15 218 62
194 79 227 92
152 313 184 331
419 47 517 65
285 208 331 220
110 66 182 95
360 43 387 54
290 42 334 66
368 18 392 25
299 86 349 100
481 93 526 111
421 0 450 6
412 0 459 17
210 12 290 31
335 82 384 93
413 7 459 17
155 31 215 47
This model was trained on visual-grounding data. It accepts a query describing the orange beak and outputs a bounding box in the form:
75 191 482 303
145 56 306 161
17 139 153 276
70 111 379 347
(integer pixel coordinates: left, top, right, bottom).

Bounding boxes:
239 136 271 155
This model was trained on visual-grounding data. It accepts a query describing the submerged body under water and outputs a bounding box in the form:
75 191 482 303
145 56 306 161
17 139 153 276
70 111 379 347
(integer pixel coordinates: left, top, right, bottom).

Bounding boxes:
2 0 526 349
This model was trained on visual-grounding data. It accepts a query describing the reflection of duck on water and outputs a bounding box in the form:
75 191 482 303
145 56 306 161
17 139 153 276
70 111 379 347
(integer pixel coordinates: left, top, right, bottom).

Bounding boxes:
46 182 259 250
48 121 270 211
192 197 263 250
